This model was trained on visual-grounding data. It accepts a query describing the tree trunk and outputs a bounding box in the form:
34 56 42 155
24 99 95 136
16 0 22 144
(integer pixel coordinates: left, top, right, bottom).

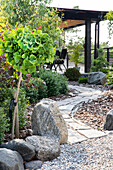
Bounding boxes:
12 72 22 139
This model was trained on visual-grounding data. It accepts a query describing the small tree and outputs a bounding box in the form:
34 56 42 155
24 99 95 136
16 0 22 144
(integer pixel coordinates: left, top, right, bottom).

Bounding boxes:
0 27 55 139
70 43 82 68
66 28 84 67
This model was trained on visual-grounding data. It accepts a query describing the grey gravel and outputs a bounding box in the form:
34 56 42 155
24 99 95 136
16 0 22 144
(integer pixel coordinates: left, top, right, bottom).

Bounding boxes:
42 134 113 170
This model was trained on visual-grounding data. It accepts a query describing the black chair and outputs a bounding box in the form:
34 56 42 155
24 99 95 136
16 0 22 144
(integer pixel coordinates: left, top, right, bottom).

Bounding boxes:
43 50 61 70
53 49 67 71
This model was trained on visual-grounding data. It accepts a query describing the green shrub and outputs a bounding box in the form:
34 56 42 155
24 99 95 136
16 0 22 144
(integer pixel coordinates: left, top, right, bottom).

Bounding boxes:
33 70 68 97
0 87 28 129
53 73 68 95
90 56 109 73
64 67 81 81
78 77 88 84
106 71 113 88
22 75 47 103
0 107 9 144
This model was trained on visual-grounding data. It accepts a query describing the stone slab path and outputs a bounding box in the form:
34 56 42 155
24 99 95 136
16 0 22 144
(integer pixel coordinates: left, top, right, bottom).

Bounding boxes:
57 85 108 144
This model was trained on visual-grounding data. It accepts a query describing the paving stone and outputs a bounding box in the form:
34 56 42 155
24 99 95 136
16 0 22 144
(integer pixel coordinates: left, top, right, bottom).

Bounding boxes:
61 113 71 119
64 119 74 123
72 118 92 127
68 129 87 144
67 122 91 130
68 85 96 93
57 84 107 143
57 96 82 106
77 129 107 139
59 105 74 111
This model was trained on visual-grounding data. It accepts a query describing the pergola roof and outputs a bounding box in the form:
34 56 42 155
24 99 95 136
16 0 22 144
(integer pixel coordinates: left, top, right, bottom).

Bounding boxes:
56 8 108 30
54 7 109 72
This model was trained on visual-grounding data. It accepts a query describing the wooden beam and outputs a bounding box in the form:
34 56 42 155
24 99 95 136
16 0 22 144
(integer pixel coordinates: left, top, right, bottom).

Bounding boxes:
60 20 85 29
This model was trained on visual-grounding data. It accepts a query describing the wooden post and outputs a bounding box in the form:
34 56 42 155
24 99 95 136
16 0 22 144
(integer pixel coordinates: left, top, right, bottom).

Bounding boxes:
12 71 22 139
107 48 109 63
94 21 100 60
66 51 69 68
94 23 97 59
85 19 91 73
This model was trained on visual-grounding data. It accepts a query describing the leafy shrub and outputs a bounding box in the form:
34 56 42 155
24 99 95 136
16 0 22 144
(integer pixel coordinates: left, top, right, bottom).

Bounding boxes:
33 70 68 97
22 74 47 103
106 71 113 88
0 87 28 129
90 56 109 73
56 74 68 94
64 67 81 81
0 107 9 144
78 77 88 84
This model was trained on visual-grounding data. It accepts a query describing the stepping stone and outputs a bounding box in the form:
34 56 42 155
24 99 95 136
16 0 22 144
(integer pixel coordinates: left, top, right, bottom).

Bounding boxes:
68 129 87 144
64 118 74 123
72 119 90 126
61 112 71 119
68 85 96 93
67 122 91 130
77 129 107 139
59 105 74 111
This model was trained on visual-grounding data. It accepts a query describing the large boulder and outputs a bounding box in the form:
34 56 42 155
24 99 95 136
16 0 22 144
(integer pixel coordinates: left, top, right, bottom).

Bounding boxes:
31 99 68 144
0 148 24 170
0 139 35 161
26 135 60 161
88 72 106 85
104 109 113 130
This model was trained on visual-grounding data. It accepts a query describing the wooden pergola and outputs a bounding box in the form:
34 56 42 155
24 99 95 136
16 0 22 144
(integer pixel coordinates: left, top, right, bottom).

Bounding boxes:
56 8 108 72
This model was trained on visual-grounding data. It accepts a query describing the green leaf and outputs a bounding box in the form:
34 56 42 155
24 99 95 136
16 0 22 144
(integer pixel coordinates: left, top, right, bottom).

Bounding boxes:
22 53 27 59
5 41 11 47
30 54 36 61
28 66 36 73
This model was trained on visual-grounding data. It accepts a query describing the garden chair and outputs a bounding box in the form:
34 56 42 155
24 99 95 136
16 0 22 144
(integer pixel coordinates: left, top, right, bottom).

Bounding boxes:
43 50 61 70
52 49 67 71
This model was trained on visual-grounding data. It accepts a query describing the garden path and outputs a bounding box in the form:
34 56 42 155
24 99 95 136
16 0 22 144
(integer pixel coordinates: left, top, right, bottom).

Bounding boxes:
56 84 110 144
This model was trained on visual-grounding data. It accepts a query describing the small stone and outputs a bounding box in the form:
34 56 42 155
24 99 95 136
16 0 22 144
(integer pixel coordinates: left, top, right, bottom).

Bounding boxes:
26 129 33 136
104 109 113 130
25 160 42 169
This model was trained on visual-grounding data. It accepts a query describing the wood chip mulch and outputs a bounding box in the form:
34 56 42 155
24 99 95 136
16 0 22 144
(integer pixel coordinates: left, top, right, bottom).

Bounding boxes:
73 91 113 132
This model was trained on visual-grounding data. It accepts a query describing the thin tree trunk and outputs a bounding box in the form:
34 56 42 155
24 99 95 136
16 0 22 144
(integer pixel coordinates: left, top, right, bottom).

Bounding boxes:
12 72 22 139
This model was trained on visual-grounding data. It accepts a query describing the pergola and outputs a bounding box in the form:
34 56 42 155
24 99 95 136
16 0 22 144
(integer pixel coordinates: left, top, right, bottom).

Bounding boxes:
57 8 108 72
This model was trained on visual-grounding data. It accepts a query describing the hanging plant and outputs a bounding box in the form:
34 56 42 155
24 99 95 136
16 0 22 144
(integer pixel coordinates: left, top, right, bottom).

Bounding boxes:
0 26 55 139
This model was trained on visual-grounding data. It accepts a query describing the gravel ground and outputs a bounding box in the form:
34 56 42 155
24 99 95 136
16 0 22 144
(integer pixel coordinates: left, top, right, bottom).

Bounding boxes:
42 133 113 170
